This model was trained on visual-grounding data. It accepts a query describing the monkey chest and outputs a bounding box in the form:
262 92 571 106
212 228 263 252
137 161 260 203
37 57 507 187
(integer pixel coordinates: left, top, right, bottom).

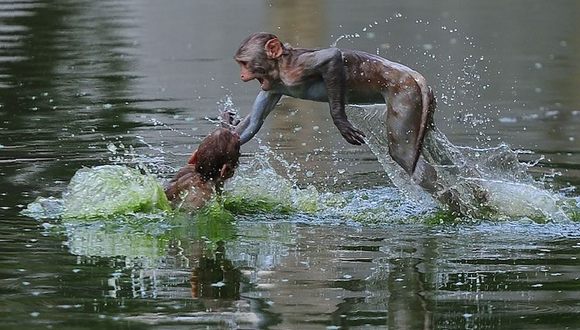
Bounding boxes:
279 80 329 102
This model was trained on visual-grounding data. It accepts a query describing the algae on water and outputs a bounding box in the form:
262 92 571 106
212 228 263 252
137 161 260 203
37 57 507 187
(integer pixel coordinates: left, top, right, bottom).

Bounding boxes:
62 165 171 219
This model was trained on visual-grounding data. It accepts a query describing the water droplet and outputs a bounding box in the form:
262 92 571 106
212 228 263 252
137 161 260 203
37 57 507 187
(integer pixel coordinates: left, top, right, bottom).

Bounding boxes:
545 110 559 117
107 144 117 154
499 117 517 124
211 281 226 287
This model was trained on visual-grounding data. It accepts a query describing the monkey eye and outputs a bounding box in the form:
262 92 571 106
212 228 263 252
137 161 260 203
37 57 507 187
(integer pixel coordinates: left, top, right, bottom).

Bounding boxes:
237 61 248 67
253 67 266 75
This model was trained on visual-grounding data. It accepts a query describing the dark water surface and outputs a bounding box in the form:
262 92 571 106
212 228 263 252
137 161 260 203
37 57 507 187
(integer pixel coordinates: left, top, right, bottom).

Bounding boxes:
1 0 580 329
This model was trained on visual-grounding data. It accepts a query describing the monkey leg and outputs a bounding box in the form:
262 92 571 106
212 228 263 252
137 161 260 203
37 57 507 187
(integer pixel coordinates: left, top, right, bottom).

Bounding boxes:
411 157 437 193
385 82 424 176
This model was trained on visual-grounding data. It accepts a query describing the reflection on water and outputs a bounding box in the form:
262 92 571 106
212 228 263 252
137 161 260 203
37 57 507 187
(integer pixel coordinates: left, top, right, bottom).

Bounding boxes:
1 0 580 329
56 215 294 328
22 215 579 329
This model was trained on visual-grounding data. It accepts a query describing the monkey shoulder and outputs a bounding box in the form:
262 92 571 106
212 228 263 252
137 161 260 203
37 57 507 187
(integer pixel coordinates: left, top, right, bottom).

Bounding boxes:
277 48 341 87
314 47 342 60
277 50 324 85
285 47 342 71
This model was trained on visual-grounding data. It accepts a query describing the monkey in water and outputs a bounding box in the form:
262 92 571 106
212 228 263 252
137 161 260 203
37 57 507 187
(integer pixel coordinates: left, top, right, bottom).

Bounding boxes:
165 127 241 212
233 32 445 201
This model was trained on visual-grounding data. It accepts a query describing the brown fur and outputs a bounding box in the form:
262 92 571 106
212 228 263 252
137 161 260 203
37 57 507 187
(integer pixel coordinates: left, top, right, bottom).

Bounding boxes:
165 128 240 211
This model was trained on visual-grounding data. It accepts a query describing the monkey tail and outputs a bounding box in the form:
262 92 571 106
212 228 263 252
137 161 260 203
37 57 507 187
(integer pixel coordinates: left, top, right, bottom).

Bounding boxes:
411 85 436 174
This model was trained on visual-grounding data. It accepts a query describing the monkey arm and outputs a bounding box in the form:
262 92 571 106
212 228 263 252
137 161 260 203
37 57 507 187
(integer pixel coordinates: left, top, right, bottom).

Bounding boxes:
318 49 366 145
235 90 282 145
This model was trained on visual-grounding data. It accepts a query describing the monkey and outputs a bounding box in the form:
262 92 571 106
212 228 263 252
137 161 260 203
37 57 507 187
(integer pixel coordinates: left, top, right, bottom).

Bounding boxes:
233 32 441 198
165 127 241 212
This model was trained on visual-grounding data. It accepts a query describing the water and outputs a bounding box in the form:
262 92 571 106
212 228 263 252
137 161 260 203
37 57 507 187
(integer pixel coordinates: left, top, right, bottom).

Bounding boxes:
2 0 580 329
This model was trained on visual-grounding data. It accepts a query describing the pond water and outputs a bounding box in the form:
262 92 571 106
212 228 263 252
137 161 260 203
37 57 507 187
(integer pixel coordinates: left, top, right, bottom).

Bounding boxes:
1 0 580 329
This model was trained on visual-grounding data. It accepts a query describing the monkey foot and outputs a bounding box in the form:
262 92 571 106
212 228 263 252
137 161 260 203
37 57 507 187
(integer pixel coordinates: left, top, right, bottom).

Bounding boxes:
437 188 464 217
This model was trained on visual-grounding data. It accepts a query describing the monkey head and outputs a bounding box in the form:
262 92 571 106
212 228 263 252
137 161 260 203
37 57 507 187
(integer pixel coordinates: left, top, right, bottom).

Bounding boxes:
234 32 285 91
164 128 240 210
188 128 241 186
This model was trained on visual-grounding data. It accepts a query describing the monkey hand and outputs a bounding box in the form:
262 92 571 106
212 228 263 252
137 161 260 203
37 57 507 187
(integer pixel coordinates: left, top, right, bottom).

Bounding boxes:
219 108 240 128
335 120 366 145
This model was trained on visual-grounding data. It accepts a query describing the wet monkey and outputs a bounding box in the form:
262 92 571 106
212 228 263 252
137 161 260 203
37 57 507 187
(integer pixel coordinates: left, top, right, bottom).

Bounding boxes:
165 127 241 211
233 32 438 195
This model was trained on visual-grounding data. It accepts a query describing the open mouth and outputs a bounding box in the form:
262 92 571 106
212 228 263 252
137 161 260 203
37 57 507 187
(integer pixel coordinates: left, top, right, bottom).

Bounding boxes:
257 77 267 90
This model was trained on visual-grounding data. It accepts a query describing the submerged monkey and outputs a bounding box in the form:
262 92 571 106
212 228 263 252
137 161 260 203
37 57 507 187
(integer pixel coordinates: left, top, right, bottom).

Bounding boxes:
232 32 449 203
165 127 241 212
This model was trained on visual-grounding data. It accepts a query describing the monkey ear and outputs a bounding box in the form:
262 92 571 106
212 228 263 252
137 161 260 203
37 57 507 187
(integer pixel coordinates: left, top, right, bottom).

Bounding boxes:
265 38 283 59
187 150 198 165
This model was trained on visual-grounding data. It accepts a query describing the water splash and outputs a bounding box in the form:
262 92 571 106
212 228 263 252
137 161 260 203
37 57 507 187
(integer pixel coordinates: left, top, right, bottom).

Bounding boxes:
24 165 171 221
331 12 406 48
222 146 437 224
330 33 361 48
224 146 319 214
22 139 578 225
347 105 576 222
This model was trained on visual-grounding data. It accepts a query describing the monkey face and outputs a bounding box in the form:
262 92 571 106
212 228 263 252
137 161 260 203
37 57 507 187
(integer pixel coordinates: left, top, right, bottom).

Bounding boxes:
235 33 283 92
236 60 276 91
237 60 256 82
